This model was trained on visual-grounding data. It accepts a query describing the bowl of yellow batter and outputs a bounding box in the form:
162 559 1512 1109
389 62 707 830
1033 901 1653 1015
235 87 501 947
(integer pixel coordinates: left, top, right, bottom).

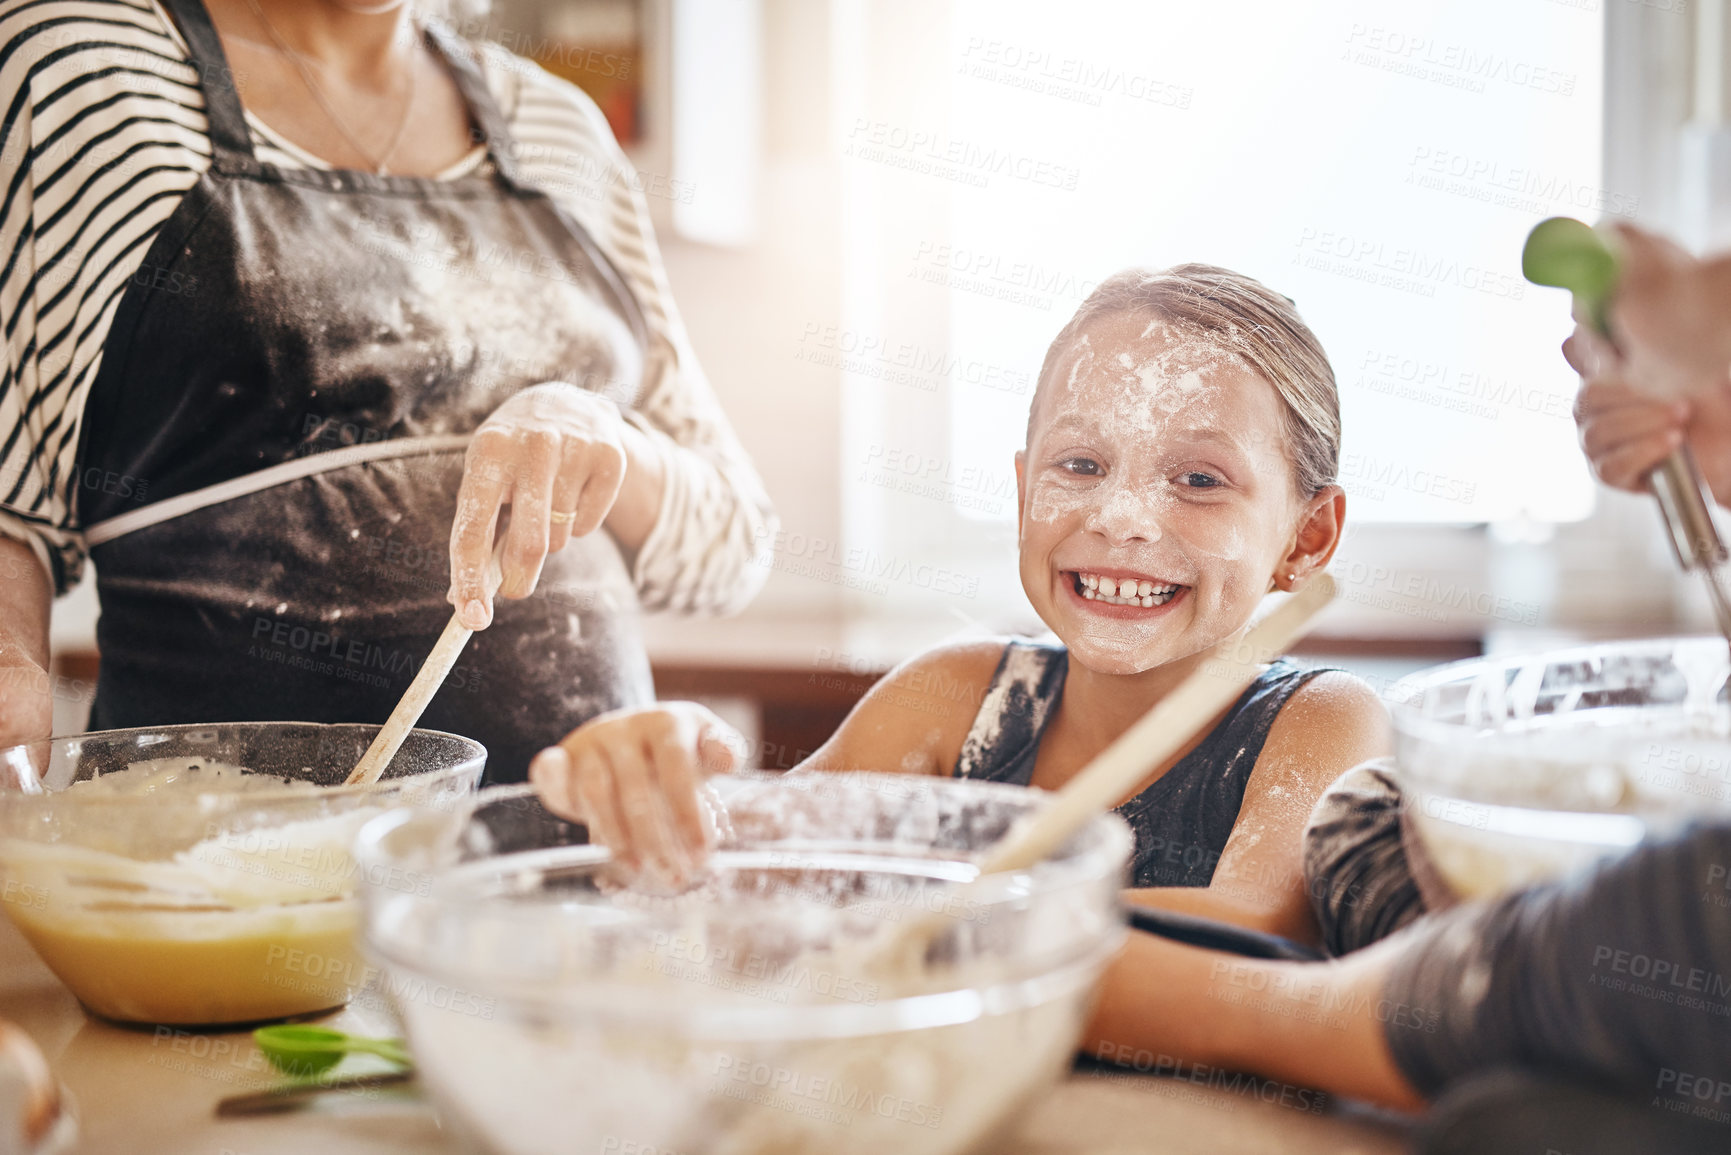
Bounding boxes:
0 722 483 1026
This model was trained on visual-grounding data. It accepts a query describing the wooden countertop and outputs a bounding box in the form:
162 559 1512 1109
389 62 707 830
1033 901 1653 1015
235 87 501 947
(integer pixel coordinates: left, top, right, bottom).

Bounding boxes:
0 917 1410 1155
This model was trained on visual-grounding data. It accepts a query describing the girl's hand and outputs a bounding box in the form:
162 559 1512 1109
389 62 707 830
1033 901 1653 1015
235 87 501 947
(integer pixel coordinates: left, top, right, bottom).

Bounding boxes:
448 384 628 630
529 702 746 887
1568 325 1731 504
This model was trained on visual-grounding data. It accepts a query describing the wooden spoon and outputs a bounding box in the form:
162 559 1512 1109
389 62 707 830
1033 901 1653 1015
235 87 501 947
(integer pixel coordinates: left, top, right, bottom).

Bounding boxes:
345 538 506 787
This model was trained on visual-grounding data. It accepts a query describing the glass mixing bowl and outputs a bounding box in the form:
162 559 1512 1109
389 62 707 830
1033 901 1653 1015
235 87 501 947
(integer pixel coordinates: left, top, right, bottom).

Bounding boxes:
356 772 1132 1155
1389 636 1731 899
0 722 484 1025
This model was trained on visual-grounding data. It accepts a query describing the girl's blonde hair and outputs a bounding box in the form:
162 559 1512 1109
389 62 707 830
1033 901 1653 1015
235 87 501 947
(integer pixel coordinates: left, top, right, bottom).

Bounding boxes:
1031 264 1340 498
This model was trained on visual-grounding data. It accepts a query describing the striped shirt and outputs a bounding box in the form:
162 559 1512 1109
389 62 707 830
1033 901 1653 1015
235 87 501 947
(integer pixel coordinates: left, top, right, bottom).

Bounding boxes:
0 0 773 615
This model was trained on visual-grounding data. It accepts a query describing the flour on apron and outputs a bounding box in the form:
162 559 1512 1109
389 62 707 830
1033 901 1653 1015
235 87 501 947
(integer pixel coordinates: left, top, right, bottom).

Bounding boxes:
75 0 654 782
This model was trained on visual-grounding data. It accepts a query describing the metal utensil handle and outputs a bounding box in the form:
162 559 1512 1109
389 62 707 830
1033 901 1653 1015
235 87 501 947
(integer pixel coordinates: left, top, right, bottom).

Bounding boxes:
1651 447 1728 571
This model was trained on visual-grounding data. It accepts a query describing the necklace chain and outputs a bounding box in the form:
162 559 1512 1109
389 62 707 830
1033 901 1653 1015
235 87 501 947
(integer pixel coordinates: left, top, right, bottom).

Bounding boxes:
240 0 419 175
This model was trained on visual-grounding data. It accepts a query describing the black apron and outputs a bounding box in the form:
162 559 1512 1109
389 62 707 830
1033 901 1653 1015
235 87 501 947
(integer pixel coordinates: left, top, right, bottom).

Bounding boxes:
73 0 655 784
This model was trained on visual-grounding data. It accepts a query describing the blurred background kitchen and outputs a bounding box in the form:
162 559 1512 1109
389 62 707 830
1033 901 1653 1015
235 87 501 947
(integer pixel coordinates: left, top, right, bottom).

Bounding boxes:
43 0 1727 766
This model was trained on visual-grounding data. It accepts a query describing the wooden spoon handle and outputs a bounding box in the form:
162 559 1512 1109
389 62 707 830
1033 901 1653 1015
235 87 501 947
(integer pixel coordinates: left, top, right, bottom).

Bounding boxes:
345 539 506 787
345 614 475 787
979 574 1337 876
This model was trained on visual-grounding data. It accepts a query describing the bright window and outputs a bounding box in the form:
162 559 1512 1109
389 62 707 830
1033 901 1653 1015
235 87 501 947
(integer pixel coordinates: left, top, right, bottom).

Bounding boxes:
941 0 1604 524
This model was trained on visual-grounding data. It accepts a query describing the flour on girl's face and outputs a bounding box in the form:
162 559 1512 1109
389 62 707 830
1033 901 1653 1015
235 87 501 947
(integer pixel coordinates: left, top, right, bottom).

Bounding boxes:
1018 310 1301 676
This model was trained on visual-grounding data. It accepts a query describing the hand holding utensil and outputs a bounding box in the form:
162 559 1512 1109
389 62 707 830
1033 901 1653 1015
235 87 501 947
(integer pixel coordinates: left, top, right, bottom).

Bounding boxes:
1524 217 1731 644
346 536 506 786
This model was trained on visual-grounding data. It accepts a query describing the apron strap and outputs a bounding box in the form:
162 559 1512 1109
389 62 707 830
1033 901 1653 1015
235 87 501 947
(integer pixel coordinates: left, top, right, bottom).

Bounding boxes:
422 20 527 188
158 0 256 162
160 0 518 181
83 435 472 547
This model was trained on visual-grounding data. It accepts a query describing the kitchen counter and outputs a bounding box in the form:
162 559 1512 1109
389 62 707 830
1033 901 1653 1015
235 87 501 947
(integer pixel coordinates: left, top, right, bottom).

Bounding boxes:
0 919 1409 1155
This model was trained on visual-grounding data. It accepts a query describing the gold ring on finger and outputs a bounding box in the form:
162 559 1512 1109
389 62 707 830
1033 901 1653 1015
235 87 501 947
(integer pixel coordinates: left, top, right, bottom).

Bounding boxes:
549 510 576 525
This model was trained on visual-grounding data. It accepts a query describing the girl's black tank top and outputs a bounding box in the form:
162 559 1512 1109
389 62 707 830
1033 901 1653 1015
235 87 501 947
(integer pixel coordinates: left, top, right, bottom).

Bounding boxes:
952 641 1336 888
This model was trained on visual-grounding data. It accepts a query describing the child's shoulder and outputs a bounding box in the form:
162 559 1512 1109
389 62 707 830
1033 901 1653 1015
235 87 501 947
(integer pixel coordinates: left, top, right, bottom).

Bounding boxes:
812 638 1022 776
1282 667 1383 709
1258 668 1391 782
1275 668 1387 730
876 637 1021 713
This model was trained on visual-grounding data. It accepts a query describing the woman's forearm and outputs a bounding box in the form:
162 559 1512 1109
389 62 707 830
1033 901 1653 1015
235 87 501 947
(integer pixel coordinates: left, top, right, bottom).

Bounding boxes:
0 536 49 666
606 412 775 616
1083 931 1426 1113
0 534 54 745
602 419 667 555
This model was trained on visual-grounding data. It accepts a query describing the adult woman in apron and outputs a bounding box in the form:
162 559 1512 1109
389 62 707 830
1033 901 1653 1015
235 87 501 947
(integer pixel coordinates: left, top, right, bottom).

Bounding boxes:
0 0 773 780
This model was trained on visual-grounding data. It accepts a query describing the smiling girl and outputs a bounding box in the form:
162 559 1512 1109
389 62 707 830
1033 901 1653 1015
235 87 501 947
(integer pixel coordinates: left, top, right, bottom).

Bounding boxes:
530 264 1391 947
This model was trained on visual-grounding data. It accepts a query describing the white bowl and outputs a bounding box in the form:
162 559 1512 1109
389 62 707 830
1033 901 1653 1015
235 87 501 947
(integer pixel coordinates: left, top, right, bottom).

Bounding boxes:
356 773 1132 1155
1389 636 1731 898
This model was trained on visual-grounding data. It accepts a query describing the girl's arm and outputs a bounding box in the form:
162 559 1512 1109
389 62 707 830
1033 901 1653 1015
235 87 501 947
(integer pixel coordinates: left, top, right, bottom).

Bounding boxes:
529 641 1005 884
1084 926 1426 1112
1093 820 1731 1115
1123 672 1392 945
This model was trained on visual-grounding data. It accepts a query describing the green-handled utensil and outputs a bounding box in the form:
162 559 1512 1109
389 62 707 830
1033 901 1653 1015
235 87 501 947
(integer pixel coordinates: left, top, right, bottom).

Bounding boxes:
253 1025 413 1079
1522 216 1621 335
1522 216 1731 643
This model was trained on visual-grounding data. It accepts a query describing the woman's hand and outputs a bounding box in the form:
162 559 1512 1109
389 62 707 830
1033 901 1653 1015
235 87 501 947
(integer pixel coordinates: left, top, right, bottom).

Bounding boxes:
1601 222 1731 401
1568 325 1731 504
448 384 629 631
529 702 745 887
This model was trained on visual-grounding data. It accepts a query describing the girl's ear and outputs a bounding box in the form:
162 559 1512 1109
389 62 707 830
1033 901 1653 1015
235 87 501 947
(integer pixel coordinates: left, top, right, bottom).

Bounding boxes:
1013 451 1028 542
1274 485 1346 591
